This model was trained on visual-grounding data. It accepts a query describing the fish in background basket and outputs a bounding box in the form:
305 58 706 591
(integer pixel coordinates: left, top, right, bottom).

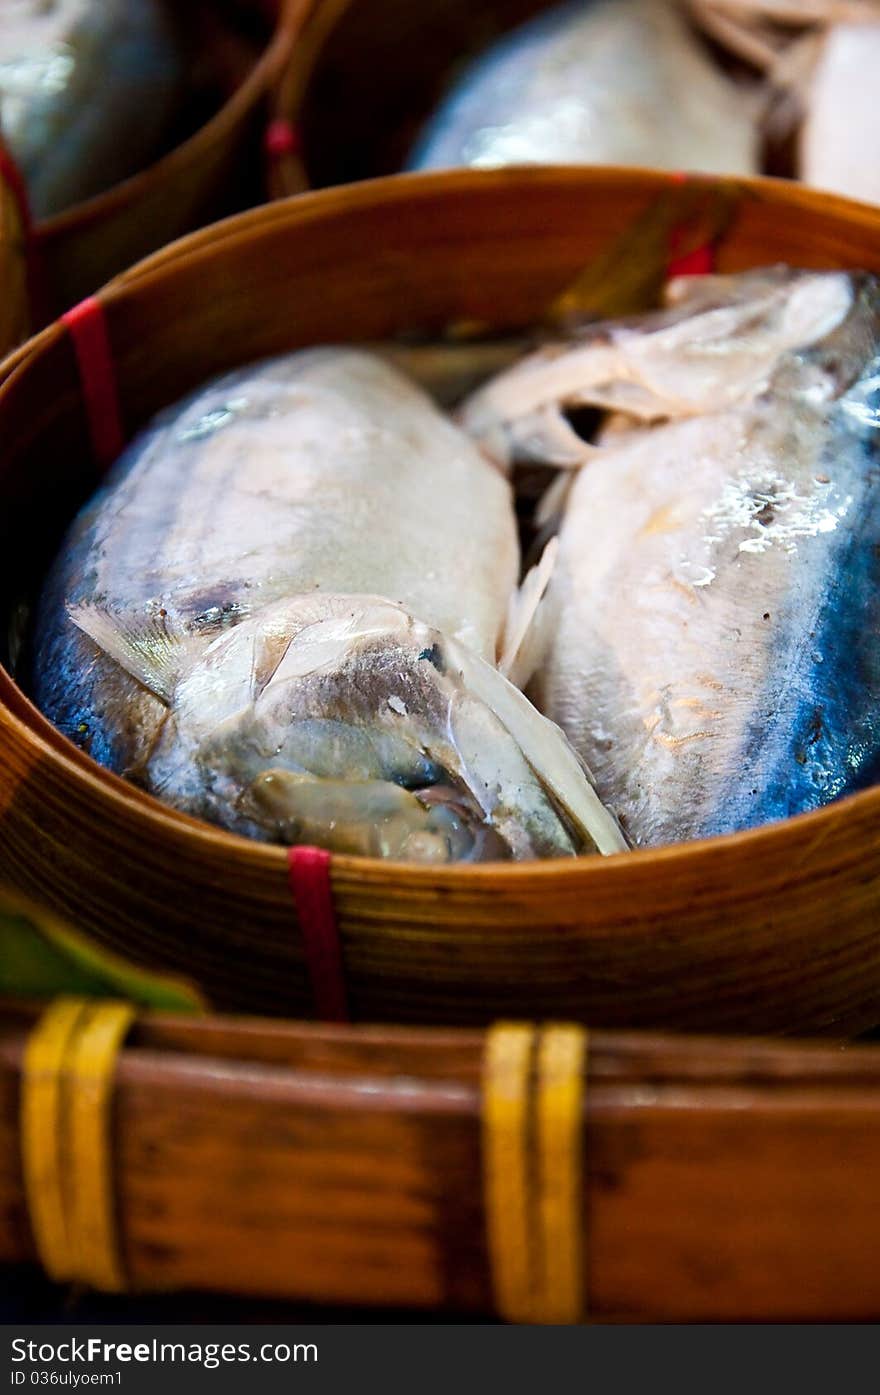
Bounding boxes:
687 0 880 204
408 0 760 176
0 0 187 220
462 266 880 846
32 347 624 865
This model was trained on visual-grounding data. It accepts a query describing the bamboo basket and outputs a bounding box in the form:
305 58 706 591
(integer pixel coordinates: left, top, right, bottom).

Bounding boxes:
1 169 880 1035
0 0 311 324
268 0 797 198
0 142 29 357
5 996 880 1320
269 0 557 196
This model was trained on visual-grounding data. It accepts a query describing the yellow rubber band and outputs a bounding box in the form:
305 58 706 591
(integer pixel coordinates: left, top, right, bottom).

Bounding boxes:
482 1022 589 1324
65 1001 136 1292
20 998 135 1292
482 1022 536 1323
535 1025 588 1324
21 998 91 1283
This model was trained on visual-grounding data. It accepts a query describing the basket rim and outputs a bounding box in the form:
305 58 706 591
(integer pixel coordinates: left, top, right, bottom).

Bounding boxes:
5 163 880 882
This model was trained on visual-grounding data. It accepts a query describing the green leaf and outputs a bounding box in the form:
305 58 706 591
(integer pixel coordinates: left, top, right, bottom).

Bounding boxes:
0 890 204 1012
547 181 742 328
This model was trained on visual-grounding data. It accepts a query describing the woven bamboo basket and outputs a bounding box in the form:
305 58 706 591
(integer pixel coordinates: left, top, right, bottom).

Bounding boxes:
269 0 556 196
0 0 310 325
5 995 880 1320
1 169 880 1035
0 142 29 356
268 0 802 198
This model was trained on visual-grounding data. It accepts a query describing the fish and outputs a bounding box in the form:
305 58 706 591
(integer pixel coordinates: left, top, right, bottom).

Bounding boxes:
408 0 760 177
0 0 186 220
801 18 880 203
32 347 625 863
460 268 880 846
688 1 880 202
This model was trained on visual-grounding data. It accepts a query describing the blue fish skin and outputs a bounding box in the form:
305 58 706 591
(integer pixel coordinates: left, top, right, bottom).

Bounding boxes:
409 0 758 177
704 333 880 837
509 271 880 847
31 483 151 777
0 0 186 220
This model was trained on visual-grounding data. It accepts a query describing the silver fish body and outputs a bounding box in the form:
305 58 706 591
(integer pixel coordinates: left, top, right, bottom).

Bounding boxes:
33 348 623 862
409 0 759 176
687 1 880 203
0 0 186 220
463 269 880 846
802 20 880 204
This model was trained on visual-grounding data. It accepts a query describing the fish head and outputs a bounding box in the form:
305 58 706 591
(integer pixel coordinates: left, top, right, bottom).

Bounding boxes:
166 595 626 863
460 268 857 469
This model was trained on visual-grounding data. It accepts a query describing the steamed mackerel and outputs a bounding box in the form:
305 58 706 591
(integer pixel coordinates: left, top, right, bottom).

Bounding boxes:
463 269 880 846
409 0 759 176
33 348 624 863
0 0 186 219
802 20 880 204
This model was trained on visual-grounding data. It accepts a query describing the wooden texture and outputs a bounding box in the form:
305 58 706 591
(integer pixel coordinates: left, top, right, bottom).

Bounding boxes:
1 0 311 324
2 170 880 1033
5 1000 880 1319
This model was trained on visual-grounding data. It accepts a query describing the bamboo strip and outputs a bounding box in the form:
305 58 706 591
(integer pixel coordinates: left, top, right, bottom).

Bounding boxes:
6 1001 880 1319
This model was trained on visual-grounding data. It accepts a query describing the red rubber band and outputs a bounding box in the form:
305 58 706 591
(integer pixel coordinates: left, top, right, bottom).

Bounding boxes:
264 118 301 159
667 241 714 278
0 145 32 233
667 171 714 280
61 297 124 471
287 846 349 1022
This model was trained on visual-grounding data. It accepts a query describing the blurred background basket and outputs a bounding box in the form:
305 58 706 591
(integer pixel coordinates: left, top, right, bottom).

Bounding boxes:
266 0 815 197
268 0 554 195
1 168 880 1036
0 0 311 338
6 994 880 1320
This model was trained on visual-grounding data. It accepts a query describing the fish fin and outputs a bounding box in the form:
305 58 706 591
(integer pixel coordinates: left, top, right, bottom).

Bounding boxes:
507 404 599 468
448 638 628 856
67 603 198 705
459 341 630 465
500 538 558 691
535 471 576 531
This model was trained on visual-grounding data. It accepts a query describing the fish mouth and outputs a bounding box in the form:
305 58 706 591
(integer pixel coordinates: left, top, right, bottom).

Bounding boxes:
68 592 625 863
176 595 625 863
243 769 512 863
